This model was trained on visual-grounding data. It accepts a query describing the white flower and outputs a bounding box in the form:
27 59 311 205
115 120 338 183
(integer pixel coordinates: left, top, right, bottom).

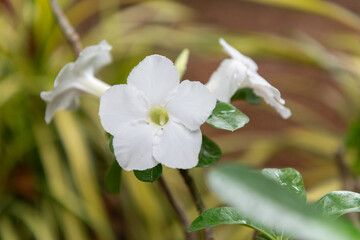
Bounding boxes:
206 38 291 119
99 55 216 171
40 40 112 123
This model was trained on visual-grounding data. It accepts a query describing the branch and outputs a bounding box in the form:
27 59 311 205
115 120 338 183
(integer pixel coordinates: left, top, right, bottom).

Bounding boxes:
158 176 195 240
335 145 360 229
49 0 82 56
335 145 352 190
179 169 214 240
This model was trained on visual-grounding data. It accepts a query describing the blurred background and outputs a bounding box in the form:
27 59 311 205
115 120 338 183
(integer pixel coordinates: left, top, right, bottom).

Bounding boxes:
1 0 360 239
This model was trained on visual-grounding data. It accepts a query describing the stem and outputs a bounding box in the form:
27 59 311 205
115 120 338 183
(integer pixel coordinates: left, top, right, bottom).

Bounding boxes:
335 145 353 191
158 176 195 240
83 76 111 97
49 0 82 56
335 145 360 229
179 169 214 240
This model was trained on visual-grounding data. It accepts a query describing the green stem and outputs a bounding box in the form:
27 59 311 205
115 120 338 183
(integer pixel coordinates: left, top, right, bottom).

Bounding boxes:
158 176 195 240
179 169 214 240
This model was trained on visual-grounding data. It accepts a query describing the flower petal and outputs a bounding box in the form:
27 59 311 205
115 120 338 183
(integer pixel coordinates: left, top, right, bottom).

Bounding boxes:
219 38 258 72
75 40 112 75
99 84 149 135
127 55 179 106
153 120 201 169
53 62 76 87
113 122 159 171
241 72 291 119
206 59 247 103
167 80 217 131
41 89 79 124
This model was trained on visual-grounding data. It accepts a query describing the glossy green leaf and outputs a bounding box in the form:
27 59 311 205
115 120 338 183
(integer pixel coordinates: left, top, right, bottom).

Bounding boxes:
189 207 277 240
174 48 190 79
197 135 222 167
261 168 306 202
206 102 249 131
109 135 114 153
231 88 261 105
134 164 162 182
105 160 122 194
208 164 360 240
315 191 360 219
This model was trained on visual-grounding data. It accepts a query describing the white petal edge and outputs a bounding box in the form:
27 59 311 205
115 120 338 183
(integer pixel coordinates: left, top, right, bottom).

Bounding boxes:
113 122 159 171
206 59 247 103
53 62 76 88
153 120 201 169
219 38 258 72
167 80 217 131
75 40 113 75
99 84 149 135
41 89 79 124
241 72 291 119
127 54 179 106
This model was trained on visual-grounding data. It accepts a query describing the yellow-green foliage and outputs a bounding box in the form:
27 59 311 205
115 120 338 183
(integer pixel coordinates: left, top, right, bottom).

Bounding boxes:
1 0 360 239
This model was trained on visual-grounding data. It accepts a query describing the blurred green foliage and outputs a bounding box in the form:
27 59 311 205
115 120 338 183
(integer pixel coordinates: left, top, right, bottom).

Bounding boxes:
1 0 360 239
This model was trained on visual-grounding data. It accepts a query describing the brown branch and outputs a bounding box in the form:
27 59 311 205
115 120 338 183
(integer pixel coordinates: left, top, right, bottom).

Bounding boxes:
49 0 82 56
158 176 195 240
179 169 214 240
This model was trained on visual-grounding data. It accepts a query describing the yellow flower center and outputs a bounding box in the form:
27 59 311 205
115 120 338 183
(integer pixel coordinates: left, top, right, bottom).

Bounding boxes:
149 107 169 127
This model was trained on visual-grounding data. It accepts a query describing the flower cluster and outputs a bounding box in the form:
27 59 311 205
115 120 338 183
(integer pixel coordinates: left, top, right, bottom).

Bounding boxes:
40 41 112 123
99 55 216 170
41 39 291 171
206 38 291 119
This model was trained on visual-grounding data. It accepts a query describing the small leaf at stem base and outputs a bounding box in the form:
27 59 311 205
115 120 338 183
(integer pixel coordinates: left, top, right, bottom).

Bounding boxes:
134 164 162 182
105 160 122 194
197 135 222 167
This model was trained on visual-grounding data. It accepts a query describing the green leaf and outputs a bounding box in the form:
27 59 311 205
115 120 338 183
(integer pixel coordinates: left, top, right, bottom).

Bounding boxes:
206 102 249 131
105 160 122 194
174 48 190 79
208 164 360 240
109 135 114 153
134 164 162 182
315 191 360 219
231 88 261 105
197 135 222 167
261 168 306 202
189 207 277 240
256 233 273 240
